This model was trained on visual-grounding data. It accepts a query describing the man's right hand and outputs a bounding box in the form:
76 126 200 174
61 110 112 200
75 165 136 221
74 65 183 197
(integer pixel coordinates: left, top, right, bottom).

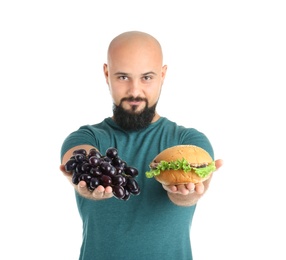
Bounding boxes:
59 164 114 200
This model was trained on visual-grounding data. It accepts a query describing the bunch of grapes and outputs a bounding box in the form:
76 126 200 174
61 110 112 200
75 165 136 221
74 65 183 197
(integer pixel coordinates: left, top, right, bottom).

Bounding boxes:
64 147 140 201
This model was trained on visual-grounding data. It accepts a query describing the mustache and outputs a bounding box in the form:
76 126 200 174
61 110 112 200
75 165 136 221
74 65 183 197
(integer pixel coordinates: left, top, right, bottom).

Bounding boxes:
121 97 147 102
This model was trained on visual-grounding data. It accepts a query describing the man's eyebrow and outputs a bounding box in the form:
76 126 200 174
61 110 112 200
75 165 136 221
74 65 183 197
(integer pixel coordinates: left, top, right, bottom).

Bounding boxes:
113 71 157 76
114 72 129 76
142 71 157 76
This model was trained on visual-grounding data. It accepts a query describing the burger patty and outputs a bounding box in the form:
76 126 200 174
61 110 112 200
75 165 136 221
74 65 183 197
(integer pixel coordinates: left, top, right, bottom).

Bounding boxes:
150 161 209 169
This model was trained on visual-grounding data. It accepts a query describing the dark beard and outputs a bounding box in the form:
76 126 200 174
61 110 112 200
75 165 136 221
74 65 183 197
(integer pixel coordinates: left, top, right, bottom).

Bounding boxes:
113 97 156 131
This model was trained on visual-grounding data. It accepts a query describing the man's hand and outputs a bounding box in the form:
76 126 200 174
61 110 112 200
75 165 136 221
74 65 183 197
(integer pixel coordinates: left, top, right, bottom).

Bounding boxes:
77 180 114 200
162 159 223 195
59 164 114 200
162 182 204 195
163 159 223 206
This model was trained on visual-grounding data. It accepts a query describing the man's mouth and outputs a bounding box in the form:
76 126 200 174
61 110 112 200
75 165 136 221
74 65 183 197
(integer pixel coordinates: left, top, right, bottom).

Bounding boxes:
122 97 147 108
127 100 143 106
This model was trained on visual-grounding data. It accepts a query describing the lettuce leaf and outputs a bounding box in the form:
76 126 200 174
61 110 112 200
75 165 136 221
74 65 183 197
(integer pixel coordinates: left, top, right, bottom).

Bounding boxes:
145 159 216 179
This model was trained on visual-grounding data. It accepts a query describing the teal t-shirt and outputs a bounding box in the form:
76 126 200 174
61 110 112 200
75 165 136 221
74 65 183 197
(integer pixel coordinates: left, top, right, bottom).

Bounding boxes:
60 117 214 260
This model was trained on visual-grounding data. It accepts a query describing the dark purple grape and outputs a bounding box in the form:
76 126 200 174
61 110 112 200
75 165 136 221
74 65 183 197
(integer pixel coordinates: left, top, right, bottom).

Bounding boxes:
112 157 127 168
89 156 101 167
75 163 84 174
72 172 81 185
112 175 126 186
100 175 112 187
106 147 118 159
126 178 139 193
65 159 77 172
78 173 92 183
108 165 117 177
124 166 138 177
115 168 123 175
100 161 113 175
112 185 125 199
102 156 112 163
120 160 127 169
73 149 87 156
122 177 127 186
89 177 100 190
81 162 91 173
114 165 124 175
88 149 102 158
112 157 122 167
90 167 102 177
122 189 131 201
74 153 86 163
130 187 141 195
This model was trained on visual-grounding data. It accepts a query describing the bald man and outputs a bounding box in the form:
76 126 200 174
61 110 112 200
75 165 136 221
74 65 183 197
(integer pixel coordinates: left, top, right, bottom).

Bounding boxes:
60 31 223 260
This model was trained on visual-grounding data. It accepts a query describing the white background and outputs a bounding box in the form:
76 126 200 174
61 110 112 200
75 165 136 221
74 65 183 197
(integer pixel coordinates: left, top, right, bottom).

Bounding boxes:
1 1 285 259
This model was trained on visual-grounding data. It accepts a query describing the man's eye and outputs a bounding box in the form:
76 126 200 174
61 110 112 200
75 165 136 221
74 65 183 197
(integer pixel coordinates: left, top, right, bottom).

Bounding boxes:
119 76 128 80
143 76 152 80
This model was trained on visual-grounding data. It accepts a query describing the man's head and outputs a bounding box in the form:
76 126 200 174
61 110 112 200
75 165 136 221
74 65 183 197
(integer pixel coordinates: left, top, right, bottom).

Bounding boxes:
103 31 167 131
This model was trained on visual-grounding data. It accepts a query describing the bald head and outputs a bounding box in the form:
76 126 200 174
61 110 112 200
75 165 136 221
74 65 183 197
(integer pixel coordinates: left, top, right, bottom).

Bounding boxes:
107 31 163 66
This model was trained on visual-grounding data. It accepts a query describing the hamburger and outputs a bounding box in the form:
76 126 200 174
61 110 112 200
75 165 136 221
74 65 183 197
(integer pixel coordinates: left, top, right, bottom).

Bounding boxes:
145 145 216 185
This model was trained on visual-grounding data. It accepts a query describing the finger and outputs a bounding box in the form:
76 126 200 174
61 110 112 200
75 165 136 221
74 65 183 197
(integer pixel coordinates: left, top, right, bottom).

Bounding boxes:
177 185 190 195
169 185 178 192
78 181 87 189
59 164 73 178
104 186 113 194
185 182 195 191
77 181 92 197
92 185 113 199
59 165 65 172
215 159 224 170
162 184 177 193
92 185 105 198
195 182 204 194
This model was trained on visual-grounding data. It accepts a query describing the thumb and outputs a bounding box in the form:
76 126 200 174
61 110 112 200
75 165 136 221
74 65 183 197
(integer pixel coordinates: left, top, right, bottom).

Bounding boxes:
59 164 71 177
215 159 224 170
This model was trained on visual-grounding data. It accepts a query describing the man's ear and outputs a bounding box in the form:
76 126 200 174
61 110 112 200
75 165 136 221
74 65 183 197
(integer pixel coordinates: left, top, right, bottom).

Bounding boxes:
103 63 109 84
161 65 168 80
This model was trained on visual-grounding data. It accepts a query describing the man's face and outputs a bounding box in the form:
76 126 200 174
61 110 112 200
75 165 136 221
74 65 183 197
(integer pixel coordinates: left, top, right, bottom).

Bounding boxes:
104 41 167 130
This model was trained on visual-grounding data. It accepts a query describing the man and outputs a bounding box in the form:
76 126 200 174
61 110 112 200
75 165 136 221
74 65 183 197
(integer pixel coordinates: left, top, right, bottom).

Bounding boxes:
60 31 223 260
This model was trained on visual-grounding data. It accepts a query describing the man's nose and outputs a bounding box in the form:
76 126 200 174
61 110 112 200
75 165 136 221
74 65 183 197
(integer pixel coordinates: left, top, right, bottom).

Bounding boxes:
127 80 141 96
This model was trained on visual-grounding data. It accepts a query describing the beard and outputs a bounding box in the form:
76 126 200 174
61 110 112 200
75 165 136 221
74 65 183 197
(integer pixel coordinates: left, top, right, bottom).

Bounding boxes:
113 97 157 131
